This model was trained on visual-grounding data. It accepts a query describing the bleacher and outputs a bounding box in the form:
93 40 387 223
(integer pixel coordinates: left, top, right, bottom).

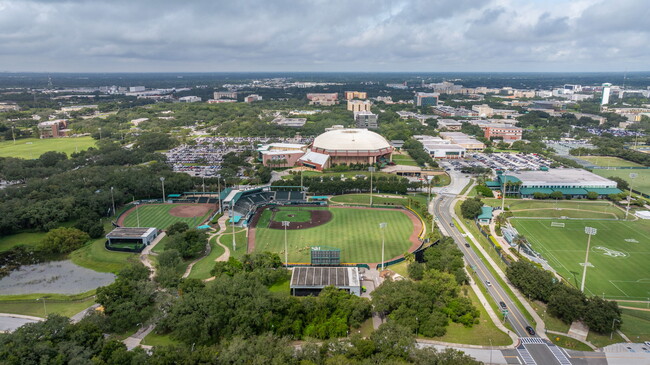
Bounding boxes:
275 191 291 201
197 197 210 204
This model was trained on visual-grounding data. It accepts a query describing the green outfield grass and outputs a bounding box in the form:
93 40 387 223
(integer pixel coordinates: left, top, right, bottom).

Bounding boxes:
592 169 650 196
580 156 643 168
391 153 418 166
254 207 415 263
272 208 312 223
512 219 650 300
0 137 96 159
329 193 429 207
187 235 226 280
122 204 212 230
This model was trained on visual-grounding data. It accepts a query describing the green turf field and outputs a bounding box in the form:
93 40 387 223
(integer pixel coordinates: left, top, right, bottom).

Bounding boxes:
122 204 212 230
329 193 428 207
391 153 418 166
272 208 312 223
512 219 650 300
254 207 415 263
592 169 650 196
0 137 96 159
484 199 625 219
580 156 643 168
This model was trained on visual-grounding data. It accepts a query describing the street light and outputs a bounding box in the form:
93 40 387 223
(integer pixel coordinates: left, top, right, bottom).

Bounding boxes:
580 227 597 292
160 177 166 203
110 187 116 216
369 167 375 207
610 318 621 340
282 221 290 267
488 338 493 365
379 222 387 270
37 298 47 316
625 173 638 220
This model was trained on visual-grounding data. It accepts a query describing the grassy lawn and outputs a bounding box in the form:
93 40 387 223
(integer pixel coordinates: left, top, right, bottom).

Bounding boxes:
392 152 419 166
141 332 180 347
0 136 96 159
70 237 137 273
123 204 213 230
592 169 650 196
429 285 512 346
255 207 415 263
0 297 96 318
187 235 226 280
512 219 650 300
530 300 570 333
152 235 171 254
329 193 429 208
268 278 290 294
620 308 650 342
586 329 625 348
548 333 593 352
354 318 375 337
219 230 247 260
580 156 643 168
0 232 46 253
513 209 622 220
388 261 409 278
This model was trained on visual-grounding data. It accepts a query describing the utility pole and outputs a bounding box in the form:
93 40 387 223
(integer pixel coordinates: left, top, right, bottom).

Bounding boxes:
369 166 375 207
110 187 116 216
625 173 637 220
379 222 387 270
581 227 597 292
160 177 166 203
282 221 290 267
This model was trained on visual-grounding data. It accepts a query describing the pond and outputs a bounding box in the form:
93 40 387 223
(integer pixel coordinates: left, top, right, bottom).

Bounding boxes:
0 260 115 295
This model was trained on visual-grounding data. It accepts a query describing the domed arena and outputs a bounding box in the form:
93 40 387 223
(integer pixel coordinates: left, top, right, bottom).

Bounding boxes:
310 128 393 167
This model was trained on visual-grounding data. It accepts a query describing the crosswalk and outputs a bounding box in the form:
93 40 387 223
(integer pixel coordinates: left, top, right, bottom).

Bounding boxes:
547 344 572 365
517 347 537 365
520 337 545 345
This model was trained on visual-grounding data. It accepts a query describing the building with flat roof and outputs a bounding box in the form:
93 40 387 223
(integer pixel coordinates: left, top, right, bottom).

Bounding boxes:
307 93 338 106
258 143 307 168
354 111 378 129
37 119 69 138
414 92 439 107
272 117 307 128
437 119 463 131
347 99 372 112
214 91 237 100
298 151 330 170
344 91 367 100
290 267 361 296
439 132 485 151
106 227 159 251
483 125 523 142
244 94 262 103
495 169 621 198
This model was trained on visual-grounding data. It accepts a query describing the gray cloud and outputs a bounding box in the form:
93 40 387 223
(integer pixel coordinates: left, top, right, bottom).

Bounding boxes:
0 0 648 72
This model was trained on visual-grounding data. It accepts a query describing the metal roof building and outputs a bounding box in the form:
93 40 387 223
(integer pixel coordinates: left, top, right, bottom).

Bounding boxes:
290 267 361 296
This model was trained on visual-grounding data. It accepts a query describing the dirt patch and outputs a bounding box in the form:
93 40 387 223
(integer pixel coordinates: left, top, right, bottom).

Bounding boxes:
169 204 213 218
267 210 333 230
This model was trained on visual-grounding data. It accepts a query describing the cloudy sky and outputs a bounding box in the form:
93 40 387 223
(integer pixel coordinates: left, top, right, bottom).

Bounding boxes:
0 0 648 72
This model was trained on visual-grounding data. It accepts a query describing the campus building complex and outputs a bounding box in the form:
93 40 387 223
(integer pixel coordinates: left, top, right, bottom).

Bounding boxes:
490 169 622 198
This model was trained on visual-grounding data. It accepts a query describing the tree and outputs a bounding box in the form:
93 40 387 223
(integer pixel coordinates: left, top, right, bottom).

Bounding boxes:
40 227 90 253
475 184 494 198
460 197 483 219
586 191 598 200
75 215 105 238
608 176 629 191
583 297 622 334
167 229 208 259
550 191 564 200
166 221 189 236
512 234 527 253
547 285 585 324
370 322 415 360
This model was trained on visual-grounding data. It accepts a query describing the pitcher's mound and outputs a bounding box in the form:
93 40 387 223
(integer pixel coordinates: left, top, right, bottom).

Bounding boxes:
169 205 212 218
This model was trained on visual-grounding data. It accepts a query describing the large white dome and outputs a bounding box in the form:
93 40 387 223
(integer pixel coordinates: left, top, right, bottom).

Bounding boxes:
312 128 391 152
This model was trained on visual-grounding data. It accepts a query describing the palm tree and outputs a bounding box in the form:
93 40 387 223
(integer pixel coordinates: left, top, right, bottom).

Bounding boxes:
513 234 527 253
403 252 415 264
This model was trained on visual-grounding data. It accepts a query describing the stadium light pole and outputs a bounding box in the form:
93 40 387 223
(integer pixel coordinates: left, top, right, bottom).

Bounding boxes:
282 221 290 267
379 222 387 270
217 176 222 213
110 187 116 216
369 167 375 207
580 227 597 292
500 170 508 211
231 201 236 252
202 175 205 193
11 124 16 144
625 173 637 220
160 177 166 203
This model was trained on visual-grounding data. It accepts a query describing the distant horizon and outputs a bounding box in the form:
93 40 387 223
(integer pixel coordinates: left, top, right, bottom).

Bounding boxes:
1 70 649 75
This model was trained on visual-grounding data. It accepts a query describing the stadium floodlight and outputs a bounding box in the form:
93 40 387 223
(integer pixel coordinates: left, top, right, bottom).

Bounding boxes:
231 201 236 252
368 167 376 207
501 169 508 211
379 222 387 270
580 227 597 292
282 221 290 267
625 173 638 220
110 187 116 216
160 177 166 203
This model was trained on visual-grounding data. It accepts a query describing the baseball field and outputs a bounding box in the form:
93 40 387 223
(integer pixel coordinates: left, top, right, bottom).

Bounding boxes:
252 206 420 263
512 218 650 300
119 204 213 230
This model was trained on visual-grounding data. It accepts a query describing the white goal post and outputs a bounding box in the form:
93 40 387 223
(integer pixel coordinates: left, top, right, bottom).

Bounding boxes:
550 222 565 227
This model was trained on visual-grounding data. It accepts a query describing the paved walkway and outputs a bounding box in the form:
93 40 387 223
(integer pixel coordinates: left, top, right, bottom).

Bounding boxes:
123 324 155 350
140 232 166 280
0 313 43 333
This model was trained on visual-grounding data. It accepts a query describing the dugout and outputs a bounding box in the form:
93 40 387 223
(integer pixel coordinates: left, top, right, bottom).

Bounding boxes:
290 267 361 296
106 227 158 247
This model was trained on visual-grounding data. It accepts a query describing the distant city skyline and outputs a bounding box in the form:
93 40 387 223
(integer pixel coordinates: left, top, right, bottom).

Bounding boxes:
0 0 649 73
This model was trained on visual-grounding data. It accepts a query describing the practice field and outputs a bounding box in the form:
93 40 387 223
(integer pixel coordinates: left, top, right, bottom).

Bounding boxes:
592 169 650 196
253 206 418 263
580 156 643 168
512 219 650 300
119 204 213 230
0 137 96 159
484 199 626 219
391 152 418 166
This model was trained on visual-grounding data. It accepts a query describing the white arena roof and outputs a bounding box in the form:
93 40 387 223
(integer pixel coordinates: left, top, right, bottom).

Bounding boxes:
312 128 391 152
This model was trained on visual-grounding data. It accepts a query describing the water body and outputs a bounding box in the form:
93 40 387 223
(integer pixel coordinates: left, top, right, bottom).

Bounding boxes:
0 260 115 295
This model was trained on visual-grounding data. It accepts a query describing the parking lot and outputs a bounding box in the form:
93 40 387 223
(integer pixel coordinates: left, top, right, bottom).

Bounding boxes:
439 152 554 173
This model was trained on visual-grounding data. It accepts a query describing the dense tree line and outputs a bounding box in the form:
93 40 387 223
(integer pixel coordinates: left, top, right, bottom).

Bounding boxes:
506 261 622 333
276 174 419 195
408 237 469 285
460 197 483 219
402 139 437 167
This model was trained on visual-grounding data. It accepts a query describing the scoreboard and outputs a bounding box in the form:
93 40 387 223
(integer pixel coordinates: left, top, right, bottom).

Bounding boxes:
310 246 341 266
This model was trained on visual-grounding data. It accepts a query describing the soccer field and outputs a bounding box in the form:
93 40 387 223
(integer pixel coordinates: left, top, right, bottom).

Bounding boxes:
0 137 96 158
254 207 417 263
580 156 643 168
592 169 650 196
121 204 213 230
512 219 650 300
